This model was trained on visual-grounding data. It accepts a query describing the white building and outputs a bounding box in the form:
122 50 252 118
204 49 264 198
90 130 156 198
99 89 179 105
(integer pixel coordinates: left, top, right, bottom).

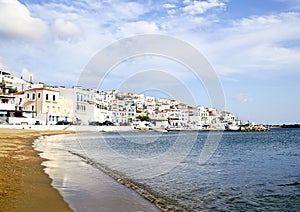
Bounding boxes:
0 68 29 92
14 87 69 125
145 96 156 114
0 94 16 119
59 86 110 125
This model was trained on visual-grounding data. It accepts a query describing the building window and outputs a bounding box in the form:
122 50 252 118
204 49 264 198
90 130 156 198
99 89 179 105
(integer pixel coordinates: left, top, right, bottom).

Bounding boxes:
46 94 49 100
53 95 56 101
26 93 29 99
32 105 34 111
1 99 8 104
38 93 41 98
32 93 35 100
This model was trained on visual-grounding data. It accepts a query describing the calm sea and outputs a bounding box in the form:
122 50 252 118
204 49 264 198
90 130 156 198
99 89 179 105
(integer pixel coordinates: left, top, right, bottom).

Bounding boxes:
34 128 300 211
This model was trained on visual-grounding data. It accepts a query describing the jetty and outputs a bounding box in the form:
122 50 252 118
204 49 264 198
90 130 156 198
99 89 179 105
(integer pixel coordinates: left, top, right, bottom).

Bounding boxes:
241 125 270 132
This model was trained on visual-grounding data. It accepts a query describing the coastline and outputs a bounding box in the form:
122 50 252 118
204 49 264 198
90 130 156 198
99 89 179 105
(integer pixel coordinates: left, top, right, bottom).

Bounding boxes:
0 128 74 212
70 151 187 211
0 127 164 212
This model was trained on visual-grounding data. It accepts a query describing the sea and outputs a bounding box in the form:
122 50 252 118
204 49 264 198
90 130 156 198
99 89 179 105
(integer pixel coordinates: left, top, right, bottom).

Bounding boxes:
34 128 300 211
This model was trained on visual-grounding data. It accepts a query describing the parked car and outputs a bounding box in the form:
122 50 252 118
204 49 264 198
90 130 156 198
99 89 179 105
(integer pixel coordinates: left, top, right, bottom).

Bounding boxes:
102 120 114 126
56 120 70 125
89 121 102 126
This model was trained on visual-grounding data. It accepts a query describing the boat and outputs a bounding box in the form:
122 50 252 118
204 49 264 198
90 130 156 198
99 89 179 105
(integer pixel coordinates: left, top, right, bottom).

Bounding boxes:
227 124 241 131
132 121 153 130
165 127 184 132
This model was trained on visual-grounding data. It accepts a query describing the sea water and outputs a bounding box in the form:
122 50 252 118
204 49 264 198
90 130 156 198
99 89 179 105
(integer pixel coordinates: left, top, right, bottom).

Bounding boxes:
34 128 300 211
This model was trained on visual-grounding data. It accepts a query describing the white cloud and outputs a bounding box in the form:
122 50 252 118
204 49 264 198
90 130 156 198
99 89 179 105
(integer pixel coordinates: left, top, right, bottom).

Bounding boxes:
202 12 300 75
228 12 300 42
163 3 178 15
163 3 176 9
1 0 299 88
0 0 49 41
109 1 147 21
183 0 225 15
54 19 82 40
117 21 160 37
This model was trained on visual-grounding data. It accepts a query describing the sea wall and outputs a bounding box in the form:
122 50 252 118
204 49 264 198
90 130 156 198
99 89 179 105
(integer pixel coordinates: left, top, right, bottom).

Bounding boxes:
0 125 133 132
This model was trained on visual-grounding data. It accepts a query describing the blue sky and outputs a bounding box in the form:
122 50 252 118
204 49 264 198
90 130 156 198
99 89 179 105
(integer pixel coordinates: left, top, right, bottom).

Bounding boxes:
0 0 299 124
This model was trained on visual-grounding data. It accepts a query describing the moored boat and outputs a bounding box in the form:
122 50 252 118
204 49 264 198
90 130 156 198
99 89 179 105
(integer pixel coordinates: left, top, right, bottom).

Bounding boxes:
227 124 241 131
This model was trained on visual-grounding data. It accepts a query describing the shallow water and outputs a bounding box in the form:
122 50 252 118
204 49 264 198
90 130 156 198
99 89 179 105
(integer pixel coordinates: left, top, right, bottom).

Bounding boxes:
34 134 160 212
35 128 300 211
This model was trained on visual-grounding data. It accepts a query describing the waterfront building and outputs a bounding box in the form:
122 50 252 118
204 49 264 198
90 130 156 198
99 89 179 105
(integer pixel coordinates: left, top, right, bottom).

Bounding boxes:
220 111 235 123
179 109 190 127
0 93 16 119
59 86 110 125
17 87 68 124
166 109 181 127
150 111 168 128
0 71 242 127
111 110 127 125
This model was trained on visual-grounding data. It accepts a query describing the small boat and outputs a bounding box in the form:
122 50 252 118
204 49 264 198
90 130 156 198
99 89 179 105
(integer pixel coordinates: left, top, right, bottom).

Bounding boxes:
227 124 241 131
132 121 153 130
165 126 185 132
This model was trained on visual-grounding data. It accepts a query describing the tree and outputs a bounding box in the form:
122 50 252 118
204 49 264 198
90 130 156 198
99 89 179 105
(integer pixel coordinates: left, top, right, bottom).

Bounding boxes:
136 115 150 121
10 87 18 93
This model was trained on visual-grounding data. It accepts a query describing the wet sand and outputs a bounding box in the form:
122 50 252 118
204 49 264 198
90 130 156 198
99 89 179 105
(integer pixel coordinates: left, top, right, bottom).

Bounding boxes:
0 128 74 212
0 128 163 212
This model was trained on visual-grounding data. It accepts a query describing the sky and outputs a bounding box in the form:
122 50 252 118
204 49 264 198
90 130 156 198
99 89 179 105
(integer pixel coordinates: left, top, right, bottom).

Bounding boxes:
0 0 299 124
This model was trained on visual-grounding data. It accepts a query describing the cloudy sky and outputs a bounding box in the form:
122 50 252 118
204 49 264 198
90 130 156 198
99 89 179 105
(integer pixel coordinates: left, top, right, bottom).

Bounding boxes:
0 0 299 124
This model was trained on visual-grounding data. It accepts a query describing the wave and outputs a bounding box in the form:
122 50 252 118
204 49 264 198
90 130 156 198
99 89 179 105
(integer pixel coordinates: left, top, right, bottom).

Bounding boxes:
68 150 191 212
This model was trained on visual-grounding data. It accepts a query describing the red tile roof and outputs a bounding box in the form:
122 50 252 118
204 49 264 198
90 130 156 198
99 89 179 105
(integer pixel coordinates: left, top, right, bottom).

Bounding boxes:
27 87 58 92
13 91 25 95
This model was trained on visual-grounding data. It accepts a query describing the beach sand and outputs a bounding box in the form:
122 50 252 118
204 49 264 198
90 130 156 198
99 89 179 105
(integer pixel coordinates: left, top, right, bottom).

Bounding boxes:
0 128 74 212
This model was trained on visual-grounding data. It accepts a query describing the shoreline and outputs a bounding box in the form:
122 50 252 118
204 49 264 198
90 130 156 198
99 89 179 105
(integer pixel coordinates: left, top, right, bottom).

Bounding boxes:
0 127 166 212
0 128 74 212
70 150 187 211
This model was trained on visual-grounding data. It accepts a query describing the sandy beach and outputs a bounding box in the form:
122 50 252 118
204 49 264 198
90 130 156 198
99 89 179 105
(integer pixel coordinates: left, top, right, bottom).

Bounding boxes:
0 128 74 212
0 128 163 212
